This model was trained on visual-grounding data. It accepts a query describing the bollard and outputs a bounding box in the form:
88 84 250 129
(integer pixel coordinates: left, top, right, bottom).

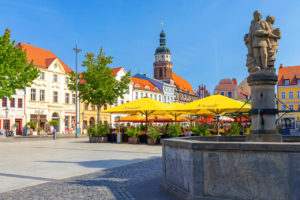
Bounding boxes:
53 129 56 140
117 132 121 144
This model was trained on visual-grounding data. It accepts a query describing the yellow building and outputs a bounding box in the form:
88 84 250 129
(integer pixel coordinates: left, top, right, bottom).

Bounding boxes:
79 102 111 134
277 65 300 123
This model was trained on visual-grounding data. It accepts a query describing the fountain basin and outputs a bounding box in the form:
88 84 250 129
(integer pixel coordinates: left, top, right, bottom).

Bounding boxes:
161 136 300 200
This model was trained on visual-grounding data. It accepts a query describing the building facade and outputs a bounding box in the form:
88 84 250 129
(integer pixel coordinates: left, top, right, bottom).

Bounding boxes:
131 77 163 101
0 90 25 135
80 103 111 134
17 43 76 134
110 67 133 127
277 65 300 124
153 30 199 104
196 84 210 99
214 78 238 99
134 73 175 103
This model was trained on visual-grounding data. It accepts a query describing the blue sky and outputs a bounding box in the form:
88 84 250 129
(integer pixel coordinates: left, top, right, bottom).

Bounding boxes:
1 0 300 93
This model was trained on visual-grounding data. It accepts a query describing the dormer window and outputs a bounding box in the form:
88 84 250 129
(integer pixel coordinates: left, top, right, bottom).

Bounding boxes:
135 84 140 88
284 79 290 85
145 85 150 89
154 87 158 91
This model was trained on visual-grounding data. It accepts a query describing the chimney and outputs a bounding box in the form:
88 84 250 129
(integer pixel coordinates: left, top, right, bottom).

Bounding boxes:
279 64 283 69
232 78 237 86
142 74 147 77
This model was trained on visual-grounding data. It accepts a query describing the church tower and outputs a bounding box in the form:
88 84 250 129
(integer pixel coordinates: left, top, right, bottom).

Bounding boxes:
154 30 172 80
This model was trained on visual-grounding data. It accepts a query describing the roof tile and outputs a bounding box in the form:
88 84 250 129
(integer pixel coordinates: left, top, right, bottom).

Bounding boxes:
131 77 162 93
172 72 195 94
16 42 73 73
278 65 300 86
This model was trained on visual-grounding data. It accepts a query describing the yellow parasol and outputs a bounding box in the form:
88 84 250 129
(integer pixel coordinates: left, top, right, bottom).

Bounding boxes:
175 94 251 115
114 115 145 123
103 98 169 129
174 94 251 135
148 114 191 122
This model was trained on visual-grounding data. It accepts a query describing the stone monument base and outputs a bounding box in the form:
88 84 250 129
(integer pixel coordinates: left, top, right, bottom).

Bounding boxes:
161 137 300 200
246 130 282 142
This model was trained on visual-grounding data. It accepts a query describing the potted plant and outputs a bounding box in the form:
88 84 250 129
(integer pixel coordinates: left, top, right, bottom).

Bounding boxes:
190 124 210 136
88 124 108 143
126 126 141 144
48 120 59 127
147 125 161 145
228 123 242 136
26 121 36 135
167 123 181 138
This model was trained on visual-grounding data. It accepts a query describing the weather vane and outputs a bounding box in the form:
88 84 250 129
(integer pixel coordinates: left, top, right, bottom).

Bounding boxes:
160 21 164 29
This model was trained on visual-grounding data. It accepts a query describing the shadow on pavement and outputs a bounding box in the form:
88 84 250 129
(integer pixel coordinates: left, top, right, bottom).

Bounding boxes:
33 146 162 155
63 158 173 200
0 173 56 181
126 175 176 200
37 156 161 169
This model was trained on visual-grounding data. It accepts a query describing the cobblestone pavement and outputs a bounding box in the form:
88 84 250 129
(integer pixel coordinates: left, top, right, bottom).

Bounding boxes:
0 158 172 200
0 138 162 193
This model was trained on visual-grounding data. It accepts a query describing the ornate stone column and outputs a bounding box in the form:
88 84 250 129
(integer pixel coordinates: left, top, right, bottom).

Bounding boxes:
247 69 281 141
244 11 282 142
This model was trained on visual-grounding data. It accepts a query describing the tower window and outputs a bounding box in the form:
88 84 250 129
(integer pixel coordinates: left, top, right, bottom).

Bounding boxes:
159 68 162 77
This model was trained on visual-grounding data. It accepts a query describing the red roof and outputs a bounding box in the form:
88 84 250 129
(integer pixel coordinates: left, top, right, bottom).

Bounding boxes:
172 72 195 95
112 67 123 75
131 77 162 93
15 42 73 73
215 78 236 90
278 65 300 86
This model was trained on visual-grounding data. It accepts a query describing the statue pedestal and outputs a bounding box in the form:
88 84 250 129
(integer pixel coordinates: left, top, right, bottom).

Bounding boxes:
247 69 281 142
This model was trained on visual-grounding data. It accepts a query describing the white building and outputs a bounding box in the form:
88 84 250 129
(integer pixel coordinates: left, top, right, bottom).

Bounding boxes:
131 77 163 101
110 67 133 127
17 42 76 134
0 89 25 135
133 73 175 103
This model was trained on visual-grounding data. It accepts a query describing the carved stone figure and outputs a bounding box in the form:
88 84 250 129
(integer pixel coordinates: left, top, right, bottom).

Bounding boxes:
245 11 281 74
266 15 281 68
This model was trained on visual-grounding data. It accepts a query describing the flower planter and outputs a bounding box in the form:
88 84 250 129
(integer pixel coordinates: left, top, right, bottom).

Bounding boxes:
128 137 140 144
89 136 108 143
147 138 157 145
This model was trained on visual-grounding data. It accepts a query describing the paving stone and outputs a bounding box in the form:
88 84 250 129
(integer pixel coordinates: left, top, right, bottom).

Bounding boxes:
0 158 163 200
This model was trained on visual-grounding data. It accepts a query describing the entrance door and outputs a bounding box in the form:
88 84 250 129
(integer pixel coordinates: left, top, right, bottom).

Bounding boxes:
15 119 22 135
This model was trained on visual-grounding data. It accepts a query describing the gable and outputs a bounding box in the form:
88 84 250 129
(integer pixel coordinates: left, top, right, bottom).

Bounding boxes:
16 42 73 74
48 58 65 73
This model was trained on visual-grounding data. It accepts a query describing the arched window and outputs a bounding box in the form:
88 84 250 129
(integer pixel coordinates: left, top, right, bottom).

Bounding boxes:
89 117 95 125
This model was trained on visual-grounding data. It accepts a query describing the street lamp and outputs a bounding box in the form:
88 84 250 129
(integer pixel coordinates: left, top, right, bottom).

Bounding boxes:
81 112 85 135
73 44 82 138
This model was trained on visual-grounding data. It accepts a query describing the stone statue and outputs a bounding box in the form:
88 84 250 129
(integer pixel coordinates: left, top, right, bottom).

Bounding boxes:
245 11 281 74
266 15 281 68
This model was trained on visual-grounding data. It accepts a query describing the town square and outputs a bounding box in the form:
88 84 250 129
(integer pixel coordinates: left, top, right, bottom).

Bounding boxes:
1 0 300 199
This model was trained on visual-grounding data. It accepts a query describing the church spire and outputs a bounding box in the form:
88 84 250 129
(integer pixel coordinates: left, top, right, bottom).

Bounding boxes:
155 25 170 55
160 30 166 46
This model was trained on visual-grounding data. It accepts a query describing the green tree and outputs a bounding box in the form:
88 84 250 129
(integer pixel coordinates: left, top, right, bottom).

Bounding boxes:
0 29 39 98
68 47 131 125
